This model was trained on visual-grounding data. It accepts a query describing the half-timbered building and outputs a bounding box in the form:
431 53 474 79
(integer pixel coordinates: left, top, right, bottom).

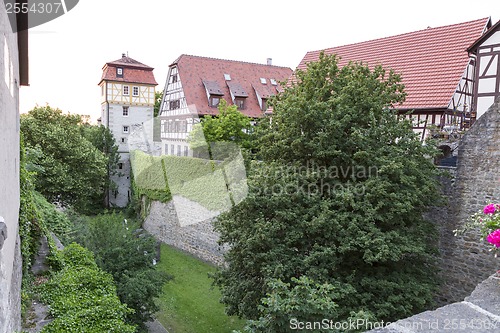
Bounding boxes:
157 55 292 156
468 19 500 119
99 54 158 207
297 17 494 140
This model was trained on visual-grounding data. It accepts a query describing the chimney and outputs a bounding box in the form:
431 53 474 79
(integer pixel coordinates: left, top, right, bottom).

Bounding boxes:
267 58 272 66
122 53 126 58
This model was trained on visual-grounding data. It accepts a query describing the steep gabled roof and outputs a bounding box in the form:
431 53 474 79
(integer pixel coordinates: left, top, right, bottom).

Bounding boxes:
99 54 157 86
297 18 490 110
468 19 500 52
171 54 293 117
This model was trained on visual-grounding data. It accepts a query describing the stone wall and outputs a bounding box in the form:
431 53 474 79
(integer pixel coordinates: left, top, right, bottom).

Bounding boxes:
143 197 226 266
432 98 500 305
0 5 22 331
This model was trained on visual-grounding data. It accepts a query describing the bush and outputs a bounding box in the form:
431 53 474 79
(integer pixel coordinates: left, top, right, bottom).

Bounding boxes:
37 243 136 333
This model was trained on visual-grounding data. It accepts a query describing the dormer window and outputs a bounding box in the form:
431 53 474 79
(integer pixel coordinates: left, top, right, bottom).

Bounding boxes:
203 80 224 108
210 96 220 107
235 98 245 110
117 67 123 78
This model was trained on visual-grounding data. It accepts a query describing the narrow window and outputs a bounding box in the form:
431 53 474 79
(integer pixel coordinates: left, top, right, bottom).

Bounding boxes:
118 163 123 170
133 86 139 96
184 146 188 156
123 126 129 133
210 96 220 107
123 85 129 96
120 137 126 143
170 144 175 155
122 106 129 116
177 145 181 156
235 98 245 109
170 74 178 83
117 67 123 77
169 100 180 110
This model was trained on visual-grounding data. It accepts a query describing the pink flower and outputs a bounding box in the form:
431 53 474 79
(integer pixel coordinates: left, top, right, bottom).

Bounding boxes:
484 204 496 215
486 229 500 247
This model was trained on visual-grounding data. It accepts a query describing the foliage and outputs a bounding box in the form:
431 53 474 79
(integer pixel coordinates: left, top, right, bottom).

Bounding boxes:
130 150 239 211
154 91 163 117
69 212 170 330
456 203 500 253
19 134 43 276
214 52 441 325
20 105 107 213
154 244 245 333
240 276 376 333
187 99 252 159
32 192 72 244
37 243 136 333
80 122 120 208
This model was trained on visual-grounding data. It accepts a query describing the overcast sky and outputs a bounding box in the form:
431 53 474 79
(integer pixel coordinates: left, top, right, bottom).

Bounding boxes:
19 0 500 121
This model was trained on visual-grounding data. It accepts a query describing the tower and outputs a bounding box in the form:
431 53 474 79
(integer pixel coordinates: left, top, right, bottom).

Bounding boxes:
98 54 158 207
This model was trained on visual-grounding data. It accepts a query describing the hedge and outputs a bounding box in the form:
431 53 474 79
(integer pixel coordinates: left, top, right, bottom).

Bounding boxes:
130 150 247 211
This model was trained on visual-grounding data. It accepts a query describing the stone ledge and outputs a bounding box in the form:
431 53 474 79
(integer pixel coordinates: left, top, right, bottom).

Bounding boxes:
367 274 500 332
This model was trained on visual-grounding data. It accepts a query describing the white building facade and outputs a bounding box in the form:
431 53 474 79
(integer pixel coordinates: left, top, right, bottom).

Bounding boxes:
99 54 157 207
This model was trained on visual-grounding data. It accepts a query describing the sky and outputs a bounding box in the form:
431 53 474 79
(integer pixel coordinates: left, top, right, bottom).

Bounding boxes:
19 0 500 122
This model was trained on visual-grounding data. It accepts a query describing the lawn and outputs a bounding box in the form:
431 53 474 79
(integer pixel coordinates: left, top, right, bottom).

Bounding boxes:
155 244 245 333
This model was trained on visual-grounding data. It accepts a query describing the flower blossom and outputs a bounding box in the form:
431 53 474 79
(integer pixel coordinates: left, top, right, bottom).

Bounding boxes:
483 204 496 215
486 229 500 247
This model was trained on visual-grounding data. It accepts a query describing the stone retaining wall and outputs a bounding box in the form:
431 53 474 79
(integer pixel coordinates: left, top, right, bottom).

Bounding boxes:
142 198 226 266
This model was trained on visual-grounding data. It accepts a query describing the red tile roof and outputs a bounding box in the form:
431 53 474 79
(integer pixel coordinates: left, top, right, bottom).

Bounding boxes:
99 55 158 86
296 18 490 110
172 54 293 117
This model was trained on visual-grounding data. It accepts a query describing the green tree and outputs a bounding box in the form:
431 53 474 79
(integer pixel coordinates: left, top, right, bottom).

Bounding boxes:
154 90 163 117
70 212 170 331
214 53 441 328
20 105 107 213
187 99 251 159
80 123 120 208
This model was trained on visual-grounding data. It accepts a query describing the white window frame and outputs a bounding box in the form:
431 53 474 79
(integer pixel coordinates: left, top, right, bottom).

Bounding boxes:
123 85 129 96
132 86 139 97
123 126 129 133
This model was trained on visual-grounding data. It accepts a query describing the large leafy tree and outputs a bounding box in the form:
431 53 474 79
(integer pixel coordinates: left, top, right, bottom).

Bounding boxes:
80 123 120 208
214 53 441 328
20 105 107 213
187 99 252 159
69 212 170 331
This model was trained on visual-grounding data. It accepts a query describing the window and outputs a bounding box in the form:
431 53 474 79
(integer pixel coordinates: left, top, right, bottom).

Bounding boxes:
122 106 129 116
117 67 123 77
170 144 175 155
210 96 220 107
177 145 181 156
224 73 231 81
169 100 180 110
261 99 267 111
235 98 245 109
133 86 139 96
270 78 277 86
123 85 129 95
123 126 129 133
170 74 178 83
120 137 126 144
118 163 123 170
184 146 188 156
101 85 104 96
260 78 267 84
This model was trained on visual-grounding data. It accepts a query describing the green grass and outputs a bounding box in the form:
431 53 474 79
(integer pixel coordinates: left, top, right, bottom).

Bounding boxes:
155 244 245 333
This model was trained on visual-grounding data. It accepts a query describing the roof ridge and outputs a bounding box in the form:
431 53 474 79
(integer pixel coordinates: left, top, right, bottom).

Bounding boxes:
306 17 490 56
172 53 292 69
